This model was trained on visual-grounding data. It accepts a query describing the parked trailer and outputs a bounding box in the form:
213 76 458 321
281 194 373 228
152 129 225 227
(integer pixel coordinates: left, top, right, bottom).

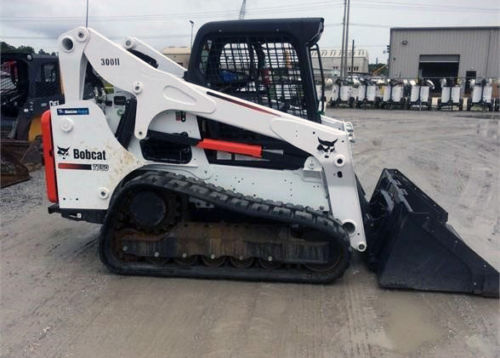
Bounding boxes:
438 78 463 111
467 79 494 111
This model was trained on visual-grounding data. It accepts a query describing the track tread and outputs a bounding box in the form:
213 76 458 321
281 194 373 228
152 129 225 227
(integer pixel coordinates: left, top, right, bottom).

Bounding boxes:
99 170 351 284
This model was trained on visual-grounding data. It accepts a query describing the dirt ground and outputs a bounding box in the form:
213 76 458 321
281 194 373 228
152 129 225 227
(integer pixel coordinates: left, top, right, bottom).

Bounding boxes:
1 109 499 358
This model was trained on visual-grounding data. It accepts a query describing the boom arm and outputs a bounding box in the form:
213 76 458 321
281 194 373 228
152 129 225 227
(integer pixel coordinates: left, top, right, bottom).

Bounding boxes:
122 36 186 77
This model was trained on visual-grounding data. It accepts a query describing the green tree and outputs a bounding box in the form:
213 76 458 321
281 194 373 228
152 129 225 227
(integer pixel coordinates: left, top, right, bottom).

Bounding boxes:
1 41 36 54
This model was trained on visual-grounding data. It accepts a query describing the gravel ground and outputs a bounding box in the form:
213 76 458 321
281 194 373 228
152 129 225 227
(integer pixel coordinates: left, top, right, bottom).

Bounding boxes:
1 108 498 358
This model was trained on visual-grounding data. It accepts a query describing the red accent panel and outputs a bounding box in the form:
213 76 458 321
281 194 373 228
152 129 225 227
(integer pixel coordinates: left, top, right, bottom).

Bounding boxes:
41 110 58 203
58 163 92 170
197 139 262 158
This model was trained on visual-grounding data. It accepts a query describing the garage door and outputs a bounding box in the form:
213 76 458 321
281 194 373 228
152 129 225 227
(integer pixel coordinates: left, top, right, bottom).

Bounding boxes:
419 55 460 63
418 55 460 90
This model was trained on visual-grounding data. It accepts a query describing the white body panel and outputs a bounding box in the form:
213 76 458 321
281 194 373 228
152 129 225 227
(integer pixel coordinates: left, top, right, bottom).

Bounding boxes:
356 85 376 102
354 85 364 100
441 86 461 104
441 87 450 103
52 102 143 209
339 85 351 102
330 84 339 102
390 85 404 101
366 85 376 101
471 84 493 103
451 86 461 103
53 27 367 251
410 86 430 103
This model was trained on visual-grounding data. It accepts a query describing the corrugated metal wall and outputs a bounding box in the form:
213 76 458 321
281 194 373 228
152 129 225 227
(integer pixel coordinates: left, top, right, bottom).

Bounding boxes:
389 28 500 79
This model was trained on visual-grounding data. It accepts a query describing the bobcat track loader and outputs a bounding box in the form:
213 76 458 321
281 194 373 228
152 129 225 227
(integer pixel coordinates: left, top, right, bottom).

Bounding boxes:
43 19 498 297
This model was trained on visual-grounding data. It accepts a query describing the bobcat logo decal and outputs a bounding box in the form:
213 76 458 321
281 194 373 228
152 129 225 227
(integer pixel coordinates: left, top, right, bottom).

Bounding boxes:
317 138 338 158
57 146 70 159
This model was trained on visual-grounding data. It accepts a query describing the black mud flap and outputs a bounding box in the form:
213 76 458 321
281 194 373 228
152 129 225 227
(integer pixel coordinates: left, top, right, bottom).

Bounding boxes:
363 169 499 298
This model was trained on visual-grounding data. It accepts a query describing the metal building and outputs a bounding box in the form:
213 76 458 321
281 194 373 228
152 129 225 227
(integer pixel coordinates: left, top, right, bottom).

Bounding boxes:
389 27 500 84
162 47 191 68
311 48 369 78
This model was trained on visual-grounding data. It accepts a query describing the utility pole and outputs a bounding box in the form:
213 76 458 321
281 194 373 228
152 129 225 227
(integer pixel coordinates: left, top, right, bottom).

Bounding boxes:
239 0 247 20
344 0 350 78
189 20 194 50
85 0 89 27
351 39 355 78
340 0 347 78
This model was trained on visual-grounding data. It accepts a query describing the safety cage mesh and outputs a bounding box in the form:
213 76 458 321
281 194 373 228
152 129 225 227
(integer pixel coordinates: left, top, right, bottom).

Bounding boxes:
198 36 308 119
1 60 27 112
1 59 59 100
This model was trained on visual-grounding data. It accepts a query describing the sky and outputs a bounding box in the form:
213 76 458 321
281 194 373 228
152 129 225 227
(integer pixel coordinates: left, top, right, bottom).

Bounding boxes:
1 0 499 64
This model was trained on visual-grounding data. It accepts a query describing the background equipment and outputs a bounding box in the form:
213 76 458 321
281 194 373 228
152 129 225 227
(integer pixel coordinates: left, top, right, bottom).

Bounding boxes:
329 77 354 108
1 53 63 187
437 78 463 111
406 79 434 110
380 79 407 109
467 78 494 111
355 77 377 109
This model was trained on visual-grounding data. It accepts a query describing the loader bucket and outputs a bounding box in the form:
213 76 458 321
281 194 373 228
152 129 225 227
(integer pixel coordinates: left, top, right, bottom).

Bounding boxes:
0 138 42 188
1 148 30 188
364 169 499 298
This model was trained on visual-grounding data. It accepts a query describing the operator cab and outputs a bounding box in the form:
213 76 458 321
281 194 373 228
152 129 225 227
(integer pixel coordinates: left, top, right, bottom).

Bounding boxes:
1 53 62 140
186 18 326 122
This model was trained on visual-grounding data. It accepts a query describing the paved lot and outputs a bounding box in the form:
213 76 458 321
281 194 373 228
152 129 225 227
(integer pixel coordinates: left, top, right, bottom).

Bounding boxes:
1 108 499 358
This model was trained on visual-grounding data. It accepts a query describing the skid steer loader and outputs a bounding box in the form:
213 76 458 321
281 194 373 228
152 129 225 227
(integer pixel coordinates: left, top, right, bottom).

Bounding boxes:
1 53 63 187
43 19 498 297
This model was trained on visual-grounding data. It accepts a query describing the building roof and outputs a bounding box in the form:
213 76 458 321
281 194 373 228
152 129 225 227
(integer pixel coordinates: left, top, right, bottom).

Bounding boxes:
162 47 191 55
391 26 500 32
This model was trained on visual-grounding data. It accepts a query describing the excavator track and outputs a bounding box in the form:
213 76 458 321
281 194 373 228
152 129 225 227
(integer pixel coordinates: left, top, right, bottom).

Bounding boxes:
99 170 351 283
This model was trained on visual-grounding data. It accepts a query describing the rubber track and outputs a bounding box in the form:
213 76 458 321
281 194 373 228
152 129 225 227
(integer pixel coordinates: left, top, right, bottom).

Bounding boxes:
99 170 351 284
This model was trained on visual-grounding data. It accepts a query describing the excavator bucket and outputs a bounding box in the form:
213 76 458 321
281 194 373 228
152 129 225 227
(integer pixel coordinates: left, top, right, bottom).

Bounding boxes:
364 169 499 298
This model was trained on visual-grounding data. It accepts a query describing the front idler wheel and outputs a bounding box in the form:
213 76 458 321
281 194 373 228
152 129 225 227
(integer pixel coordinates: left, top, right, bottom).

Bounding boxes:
305 236 348 274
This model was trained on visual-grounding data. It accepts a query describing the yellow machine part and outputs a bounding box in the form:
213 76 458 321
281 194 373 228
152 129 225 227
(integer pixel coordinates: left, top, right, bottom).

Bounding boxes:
28 115 41 141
